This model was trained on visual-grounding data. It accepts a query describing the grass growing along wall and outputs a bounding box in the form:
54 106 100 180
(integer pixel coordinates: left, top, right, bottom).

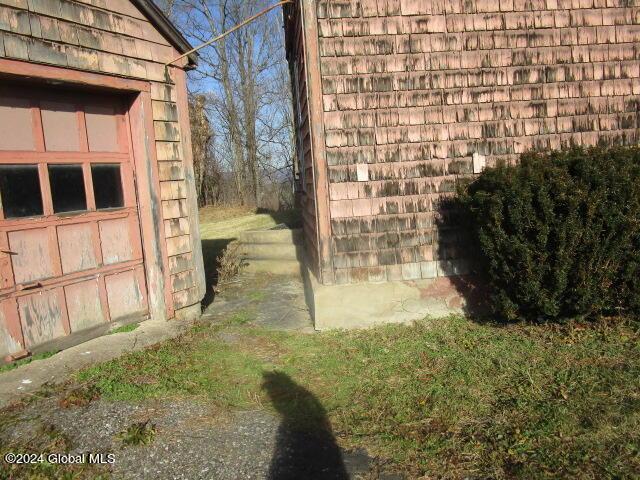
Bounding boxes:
0 351 57 374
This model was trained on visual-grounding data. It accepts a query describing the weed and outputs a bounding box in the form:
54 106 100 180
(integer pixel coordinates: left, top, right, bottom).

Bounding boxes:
117 421 156 447
227 310 253 326
108 323 139 335
248 291 266 301
215 242 246 289
38 422 71 451
58 384 101 408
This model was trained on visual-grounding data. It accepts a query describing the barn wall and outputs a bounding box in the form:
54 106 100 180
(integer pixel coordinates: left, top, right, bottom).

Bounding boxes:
315 0 640 285
0 0 203 311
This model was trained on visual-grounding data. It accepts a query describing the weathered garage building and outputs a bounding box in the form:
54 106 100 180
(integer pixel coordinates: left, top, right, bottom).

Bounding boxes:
284 0 640 328
0 0 205 360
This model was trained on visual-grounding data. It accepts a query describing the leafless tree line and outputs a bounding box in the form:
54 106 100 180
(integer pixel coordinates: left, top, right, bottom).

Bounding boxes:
161 0 296 209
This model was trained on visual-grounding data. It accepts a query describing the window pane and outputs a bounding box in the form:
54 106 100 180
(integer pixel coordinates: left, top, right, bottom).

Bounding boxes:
91 164 124 210
0 165 43 218
48 164 87 213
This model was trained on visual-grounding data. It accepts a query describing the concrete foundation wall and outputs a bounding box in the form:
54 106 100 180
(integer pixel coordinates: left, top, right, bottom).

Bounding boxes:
303 261 465 330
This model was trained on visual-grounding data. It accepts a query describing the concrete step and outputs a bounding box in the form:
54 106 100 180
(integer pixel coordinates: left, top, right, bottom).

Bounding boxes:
238 243 302 260
238 228 303 245
242 258 302 276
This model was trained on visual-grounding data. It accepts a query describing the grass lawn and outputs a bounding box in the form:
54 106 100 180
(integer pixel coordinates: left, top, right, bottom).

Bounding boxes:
199 205 301 242
77 315 640 478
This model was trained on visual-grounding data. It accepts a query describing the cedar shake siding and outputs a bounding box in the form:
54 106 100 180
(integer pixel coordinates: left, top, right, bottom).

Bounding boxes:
286 0 640 286
0 0 205 310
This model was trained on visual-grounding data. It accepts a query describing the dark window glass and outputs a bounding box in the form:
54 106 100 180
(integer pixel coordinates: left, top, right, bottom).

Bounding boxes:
48 164 87 214
91 164 123 210
0 165 44 218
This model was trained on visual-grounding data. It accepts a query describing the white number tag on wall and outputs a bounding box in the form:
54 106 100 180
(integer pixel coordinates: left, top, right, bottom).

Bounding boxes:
473 152 486 174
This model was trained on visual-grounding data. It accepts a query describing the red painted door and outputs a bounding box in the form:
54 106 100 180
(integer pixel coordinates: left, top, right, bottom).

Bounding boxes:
0 84 148 359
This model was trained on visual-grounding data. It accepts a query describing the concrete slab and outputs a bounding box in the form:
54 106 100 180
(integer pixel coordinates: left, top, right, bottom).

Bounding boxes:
202 273 314 334
238 228 303 245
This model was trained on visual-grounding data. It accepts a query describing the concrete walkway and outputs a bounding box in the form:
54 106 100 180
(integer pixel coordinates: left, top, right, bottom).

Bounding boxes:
202 272 315 333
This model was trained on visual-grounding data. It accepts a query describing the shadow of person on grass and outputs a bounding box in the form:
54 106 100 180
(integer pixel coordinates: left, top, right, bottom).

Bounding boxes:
262 371 349 480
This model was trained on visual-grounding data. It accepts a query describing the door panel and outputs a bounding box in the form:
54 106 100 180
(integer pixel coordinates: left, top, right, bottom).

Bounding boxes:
105 268 147 321
8 228 55 284
18 289 66 348
65 279 105 332
58 223 99 274
0 96 35 151
0 298 21 358
40 101 82 152
85 104 120 152
0 232 13 290
0 84 149 356
99 218 134 265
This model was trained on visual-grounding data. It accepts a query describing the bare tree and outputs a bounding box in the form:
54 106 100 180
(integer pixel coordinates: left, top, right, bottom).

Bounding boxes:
170 0 294 208
156 0 177 20
189 94 222 206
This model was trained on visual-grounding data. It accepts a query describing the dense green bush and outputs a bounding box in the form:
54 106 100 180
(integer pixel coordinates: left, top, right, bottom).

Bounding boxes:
461 146 640 322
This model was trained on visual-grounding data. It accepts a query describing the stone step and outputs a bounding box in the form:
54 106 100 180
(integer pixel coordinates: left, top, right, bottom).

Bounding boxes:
238 228 303 245
238 243 302 260
241 258 302 276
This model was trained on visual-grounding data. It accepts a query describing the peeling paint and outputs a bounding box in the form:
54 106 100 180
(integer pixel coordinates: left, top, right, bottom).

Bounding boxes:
0 304 22 358
9 229 54 284
18 290 65 349
105 270 145 320
65 280 104 332
99 218 133 265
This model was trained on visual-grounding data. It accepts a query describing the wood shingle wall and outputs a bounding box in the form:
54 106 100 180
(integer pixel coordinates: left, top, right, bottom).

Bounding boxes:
314 0 640 285
0 0 202 311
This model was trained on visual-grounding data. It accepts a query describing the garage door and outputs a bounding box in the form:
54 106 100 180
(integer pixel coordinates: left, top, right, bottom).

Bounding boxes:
0 84 148 358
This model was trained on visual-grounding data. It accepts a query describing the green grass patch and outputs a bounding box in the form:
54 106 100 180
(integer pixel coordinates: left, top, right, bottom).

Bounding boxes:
248 291 266 302
0 351 57 374
108 323 139 335
75 316 640 478
77 323 266 407
227 311 253 326
117 421 156 446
